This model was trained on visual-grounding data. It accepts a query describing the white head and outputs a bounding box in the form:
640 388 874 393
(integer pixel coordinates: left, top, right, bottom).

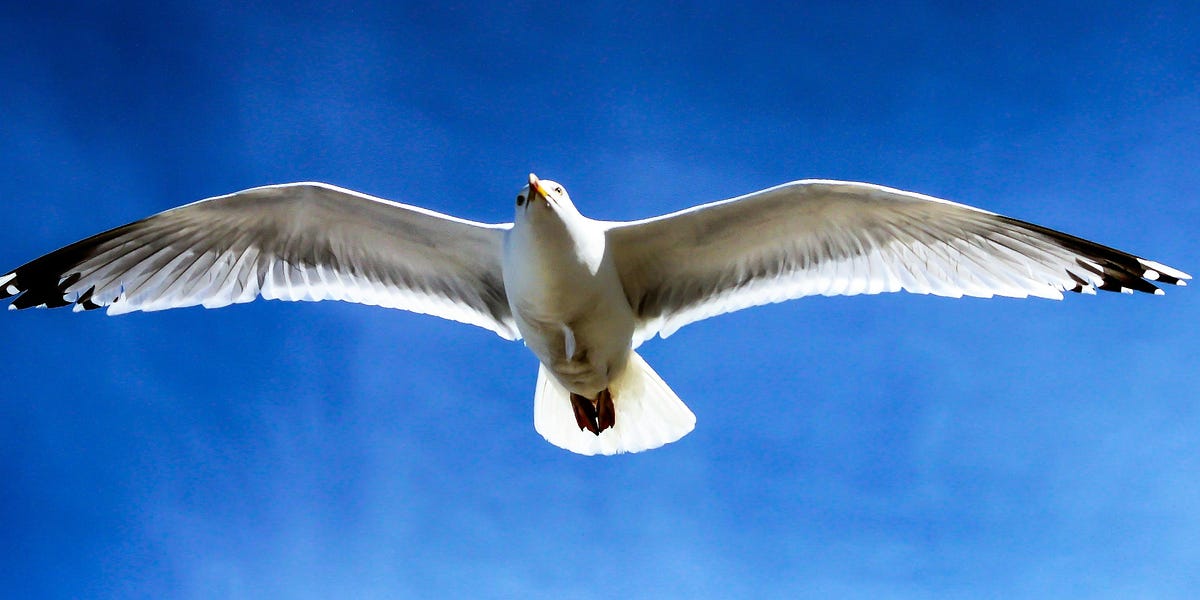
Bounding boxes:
515 173 578 221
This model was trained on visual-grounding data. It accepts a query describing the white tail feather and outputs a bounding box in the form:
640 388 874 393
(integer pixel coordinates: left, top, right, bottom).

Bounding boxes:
533 351 696 455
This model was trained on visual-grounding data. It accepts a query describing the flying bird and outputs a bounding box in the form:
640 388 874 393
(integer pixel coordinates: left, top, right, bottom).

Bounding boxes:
2 175 1189 455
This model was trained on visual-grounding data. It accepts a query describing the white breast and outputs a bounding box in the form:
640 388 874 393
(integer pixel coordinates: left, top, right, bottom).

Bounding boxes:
502 206 635 395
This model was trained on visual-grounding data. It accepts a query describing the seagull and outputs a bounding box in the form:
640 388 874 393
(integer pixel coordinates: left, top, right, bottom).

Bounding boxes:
2 175 1189 454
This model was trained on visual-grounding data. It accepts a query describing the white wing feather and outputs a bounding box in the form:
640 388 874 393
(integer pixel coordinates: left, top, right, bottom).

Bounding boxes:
606 180 1189 340
2 182 520 339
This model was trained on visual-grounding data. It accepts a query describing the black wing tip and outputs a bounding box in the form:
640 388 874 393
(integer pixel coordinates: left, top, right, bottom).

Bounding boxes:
1066 256 1190 297
1137 261 1190 288
7 274 70 310
994 215 1189 298
1 268 112 312
2 220 145 310
75 285 105 311
0 272 16 299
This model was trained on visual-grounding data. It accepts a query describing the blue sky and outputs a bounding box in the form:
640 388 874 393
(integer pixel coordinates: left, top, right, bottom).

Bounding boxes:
2 2 1198 598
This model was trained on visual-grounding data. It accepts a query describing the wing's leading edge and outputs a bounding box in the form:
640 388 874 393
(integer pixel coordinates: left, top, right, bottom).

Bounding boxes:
1 182 520 339
607 180 1188 341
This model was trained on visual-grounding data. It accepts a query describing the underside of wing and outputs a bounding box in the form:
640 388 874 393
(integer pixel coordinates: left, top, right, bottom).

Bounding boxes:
1 183 520 339
606 180 1189 340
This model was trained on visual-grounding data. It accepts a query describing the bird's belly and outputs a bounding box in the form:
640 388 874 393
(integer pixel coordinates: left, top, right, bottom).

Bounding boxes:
502 221 636 396
516 302 635 397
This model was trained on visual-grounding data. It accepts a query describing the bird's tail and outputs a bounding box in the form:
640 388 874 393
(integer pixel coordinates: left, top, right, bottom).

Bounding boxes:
533 351 696 455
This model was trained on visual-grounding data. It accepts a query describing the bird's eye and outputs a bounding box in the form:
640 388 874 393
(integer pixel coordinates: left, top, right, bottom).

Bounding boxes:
554 186 563 194
516 194 525 206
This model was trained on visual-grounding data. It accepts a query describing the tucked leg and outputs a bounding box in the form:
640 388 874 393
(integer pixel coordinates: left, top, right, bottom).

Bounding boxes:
596 388 615 433
569 392 600 435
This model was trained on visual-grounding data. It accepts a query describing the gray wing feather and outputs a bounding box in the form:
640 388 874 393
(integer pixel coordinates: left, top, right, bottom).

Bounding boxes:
1 182 520 339
606 180 1189 340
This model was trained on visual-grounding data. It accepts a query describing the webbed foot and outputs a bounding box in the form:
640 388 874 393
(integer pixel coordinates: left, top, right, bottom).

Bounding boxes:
570 392 600 435
569 389 615 436
596 388 615 433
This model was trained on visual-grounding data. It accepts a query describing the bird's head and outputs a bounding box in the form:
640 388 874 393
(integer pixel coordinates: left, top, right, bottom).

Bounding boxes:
515 173 576 219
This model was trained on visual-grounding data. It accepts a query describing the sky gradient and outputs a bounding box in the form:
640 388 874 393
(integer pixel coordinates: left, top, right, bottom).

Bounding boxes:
1 2 1198 598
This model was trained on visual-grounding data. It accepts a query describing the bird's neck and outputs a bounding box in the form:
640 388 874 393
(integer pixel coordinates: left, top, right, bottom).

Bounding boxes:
508 208 607 287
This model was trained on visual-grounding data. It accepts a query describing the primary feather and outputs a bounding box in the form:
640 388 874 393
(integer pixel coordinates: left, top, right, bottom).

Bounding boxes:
606 180 1188 340
1 182 520 339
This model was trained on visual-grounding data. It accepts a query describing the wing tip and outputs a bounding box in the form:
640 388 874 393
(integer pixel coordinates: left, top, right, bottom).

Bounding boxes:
1135 258 1190 288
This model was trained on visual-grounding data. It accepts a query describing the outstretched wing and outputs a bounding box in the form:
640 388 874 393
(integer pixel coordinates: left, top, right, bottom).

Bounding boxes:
607 180 1189 340
1 182 520 339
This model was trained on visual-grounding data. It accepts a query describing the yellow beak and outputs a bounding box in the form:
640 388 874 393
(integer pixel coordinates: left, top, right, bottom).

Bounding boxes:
528 173 546 198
